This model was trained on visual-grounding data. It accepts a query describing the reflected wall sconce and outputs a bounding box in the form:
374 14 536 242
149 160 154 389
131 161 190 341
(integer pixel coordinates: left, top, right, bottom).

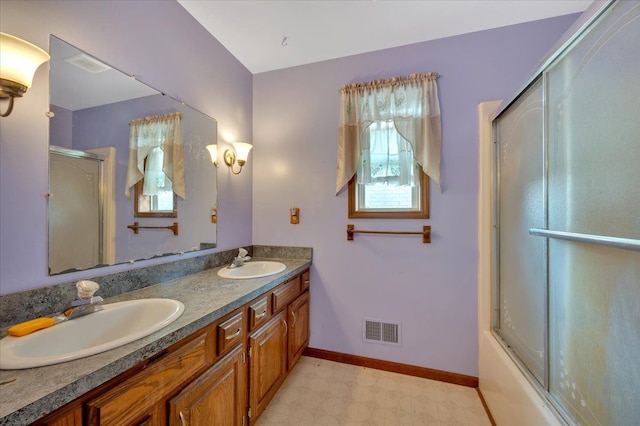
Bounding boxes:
0 33 50 117
223 142 253 175
206 144 218 167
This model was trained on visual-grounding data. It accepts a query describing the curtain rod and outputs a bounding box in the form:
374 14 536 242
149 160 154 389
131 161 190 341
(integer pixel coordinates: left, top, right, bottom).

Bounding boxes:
339 72 440 94
129 111 182 126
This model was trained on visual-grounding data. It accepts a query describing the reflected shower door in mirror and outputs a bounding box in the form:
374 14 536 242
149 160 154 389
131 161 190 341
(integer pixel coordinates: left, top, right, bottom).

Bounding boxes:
48 36 217 275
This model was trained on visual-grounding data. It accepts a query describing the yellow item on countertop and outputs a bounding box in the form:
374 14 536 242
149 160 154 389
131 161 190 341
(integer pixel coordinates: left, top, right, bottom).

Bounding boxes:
7 317 57 337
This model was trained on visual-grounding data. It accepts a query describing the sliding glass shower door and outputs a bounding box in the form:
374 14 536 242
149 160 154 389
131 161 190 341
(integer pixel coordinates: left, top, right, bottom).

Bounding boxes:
493 1 640 424
494 78 546 384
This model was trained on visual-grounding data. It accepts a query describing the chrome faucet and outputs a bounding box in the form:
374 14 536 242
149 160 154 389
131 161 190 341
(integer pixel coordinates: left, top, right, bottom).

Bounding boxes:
228 248 251 269
64 280 104 319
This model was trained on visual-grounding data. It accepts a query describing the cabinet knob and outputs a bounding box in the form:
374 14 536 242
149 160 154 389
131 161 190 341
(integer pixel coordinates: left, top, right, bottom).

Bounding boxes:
291 311 296 327
282 319 288 336
179 411 186 426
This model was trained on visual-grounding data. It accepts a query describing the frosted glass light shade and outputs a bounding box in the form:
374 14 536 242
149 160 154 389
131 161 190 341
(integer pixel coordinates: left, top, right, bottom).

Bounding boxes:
0 33 50 96
232 142 253 163
205 144 218 164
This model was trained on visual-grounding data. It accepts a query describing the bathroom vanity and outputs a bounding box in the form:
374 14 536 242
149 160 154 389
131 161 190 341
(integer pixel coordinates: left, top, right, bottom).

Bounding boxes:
0 259 311 426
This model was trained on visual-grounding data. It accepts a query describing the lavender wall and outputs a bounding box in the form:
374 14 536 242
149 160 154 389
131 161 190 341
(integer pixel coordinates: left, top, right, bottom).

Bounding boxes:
49 105 72 148
0 0 252 295
252 15 579 376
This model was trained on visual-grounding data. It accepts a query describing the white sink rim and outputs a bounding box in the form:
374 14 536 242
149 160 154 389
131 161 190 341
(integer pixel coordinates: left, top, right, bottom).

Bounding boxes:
217 261 286 279
0 298 184 370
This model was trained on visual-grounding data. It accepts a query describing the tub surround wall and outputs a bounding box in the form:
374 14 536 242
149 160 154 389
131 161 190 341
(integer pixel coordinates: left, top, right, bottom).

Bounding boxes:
0 246 311 330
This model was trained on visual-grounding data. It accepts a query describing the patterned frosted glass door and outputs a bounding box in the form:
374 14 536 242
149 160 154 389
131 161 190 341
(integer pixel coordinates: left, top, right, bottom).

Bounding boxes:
49 151 103 274
495 78 546 383
546 1 640 424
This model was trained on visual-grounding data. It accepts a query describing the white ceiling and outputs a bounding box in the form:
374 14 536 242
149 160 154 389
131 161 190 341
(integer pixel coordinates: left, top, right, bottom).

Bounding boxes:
177 0 592 74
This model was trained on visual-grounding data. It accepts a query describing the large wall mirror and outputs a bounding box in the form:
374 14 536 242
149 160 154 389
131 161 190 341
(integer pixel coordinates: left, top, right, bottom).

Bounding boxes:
48 36 217 275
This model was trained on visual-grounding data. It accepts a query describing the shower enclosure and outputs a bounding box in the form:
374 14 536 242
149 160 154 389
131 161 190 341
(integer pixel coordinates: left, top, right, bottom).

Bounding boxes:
491 1 639 425
49 146 104 274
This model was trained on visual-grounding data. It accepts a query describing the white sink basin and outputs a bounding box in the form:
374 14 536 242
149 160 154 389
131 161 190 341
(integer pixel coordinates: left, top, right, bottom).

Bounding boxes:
217 261 286 279
0 298 184 369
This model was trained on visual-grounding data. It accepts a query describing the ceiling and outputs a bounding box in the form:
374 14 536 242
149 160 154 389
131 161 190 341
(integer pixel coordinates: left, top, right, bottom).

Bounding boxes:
177 0 592 74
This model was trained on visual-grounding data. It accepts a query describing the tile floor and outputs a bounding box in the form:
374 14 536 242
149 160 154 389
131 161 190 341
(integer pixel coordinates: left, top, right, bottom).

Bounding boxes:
255 356 492 426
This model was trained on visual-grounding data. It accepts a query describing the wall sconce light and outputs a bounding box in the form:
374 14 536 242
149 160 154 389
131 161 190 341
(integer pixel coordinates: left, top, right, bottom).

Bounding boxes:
206 144 218 167
0 33 50 117
223 142 253 175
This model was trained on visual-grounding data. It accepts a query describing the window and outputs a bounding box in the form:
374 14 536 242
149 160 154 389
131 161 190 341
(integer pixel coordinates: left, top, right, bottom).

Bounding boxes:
134 153 178 218
348 120 429 218
335 72 441 216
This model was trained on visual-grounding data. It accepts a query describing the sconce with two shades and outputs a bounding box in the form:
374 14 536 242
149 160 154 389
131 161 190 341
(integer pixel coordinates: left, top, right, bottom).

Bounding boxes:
206 142 253 175
0 33 50 117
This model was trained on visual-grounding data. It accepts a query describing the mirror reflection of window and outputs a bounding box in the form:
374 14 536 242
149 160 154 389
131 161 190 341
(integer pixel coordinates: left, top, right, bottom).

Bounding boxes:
134 155 178 217
127 112 184 217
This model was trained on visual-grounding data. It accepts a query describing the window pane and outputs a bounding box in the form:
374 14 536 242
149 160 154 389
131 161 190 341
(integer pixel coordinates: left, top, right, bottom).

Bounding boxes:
359 183 415 210
154 191 175 211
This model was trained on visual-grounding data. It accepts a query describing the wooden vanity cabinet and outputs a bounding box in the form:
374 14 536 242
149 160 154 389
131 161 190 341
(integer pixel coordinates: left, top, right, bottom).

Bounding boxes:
247 273 310 424
34 268 310 426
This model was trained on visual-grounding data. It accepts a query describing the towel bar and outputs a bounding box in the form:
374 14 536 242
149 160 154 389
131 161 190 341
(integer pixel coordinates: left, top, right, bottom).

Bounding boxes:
347 224 430 243
127 222 179 236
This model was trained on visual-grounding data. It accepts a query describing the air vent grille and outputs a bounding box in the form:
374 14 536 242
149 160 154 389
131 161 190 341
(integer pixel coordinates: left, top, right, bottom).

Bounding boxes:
363 318 401 346
65 53 111 74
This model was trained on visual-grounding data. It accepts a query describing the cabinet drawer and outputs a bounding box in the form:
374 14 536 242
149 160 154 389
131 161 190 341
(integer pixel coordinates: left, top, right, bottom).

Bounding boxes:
301 269 310 292
86 329 213 425
272 276 301 313
217 311 244 355
248 295 271 331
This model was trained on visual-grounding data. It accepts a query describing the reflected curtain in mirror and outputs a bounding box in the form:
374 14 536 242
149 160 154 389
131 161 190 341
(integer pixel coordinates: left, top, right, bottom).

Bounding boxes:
125 112 185 201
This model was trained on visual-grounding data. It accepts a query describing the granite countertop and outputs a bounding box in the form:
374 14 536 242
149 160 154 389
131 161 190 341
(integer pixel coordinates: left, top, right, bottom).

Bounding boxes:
0 258 311 425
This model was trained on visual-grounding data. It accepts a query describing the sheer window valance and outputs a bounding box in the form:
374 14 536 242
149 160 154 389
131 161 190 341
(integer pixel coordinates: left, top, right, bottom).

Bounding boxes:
336 72 442 195
125 112 185 200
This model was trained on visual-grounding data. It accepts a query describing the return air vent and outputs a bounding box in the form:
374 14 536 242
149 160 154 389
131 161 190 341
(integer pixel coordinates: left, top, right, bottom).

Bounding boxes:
65 53 111 73
363 318 401 346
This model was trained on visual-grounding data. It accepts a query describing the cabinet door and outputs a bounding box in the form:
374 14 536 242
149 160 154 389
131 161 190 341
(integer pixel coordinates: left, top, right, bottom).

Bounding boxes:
169 345 246 426
288 291 310 370
248 311 287 423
